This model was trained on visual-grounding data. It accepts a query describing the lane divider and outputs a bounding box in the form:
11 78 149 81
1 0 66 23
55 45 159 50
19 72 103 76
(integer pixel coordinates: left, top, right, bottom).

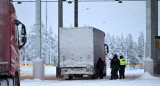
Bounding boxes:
20 63 144 66
126 63 144 65
20 64 53 66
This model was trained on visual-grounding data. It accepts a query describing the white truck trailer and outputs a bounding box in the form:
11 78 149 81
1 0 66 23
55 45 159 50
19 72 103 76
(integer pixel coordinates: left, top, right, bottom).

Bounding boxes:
59 27 107 79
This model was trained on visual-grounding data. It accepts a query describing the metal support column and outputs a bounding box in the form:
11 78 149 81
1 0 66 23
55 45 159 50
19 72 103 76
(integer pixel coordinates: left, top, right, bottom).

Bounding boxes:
33 0 44 80
146 0 158 75
58 0 63 27
57 0 63 78
74 0 78 27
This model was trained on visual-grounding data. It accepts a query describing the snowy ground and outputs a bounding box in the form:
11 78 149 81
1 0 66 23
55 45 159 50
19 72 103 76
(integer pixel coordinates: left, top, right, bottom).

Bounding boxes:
20 66 160 86
20 66 144 76
21 73 160 86
21 79 160 86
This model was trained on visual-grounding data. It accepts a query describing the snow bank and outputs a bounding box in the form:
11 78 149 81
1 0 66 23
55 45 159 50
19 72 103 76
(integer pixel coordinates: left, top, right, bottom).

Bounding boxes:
144 57 152 61
139 72 159 79
20 66 33 75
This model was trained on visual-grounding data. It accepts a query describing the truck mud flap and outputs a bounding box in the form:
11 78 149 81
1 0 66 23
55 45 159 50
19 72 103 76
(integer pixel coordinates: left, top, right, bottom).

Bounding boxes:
0 79 7 86
7 78 14 86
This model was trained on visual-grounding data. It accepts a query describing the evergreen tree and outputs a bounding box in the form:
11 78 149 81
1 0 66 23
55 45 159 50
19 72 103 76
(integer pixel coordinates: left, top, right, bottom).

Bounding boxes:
137 32 144 60
50 34 58 66
25 25 36 61
20 24 58 65
119 34 126 58
126 34 137 63
115 36 121 56
110 35 116 56
41 24 49 64
104 33 144 69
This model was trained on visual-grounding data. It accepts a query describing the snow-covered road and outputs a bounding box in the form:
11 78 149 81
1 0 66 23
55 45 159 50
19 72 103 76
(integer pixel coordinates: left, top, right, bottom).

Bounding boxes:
20 66 160 86
21 78 160 86
21 70 160 86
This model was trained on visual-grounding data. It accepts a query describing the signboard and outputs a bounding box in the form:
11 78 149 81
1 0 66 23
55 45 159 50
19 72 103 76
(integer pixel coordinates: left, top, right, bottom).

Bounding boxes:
155 36 160 74
155 40 159 48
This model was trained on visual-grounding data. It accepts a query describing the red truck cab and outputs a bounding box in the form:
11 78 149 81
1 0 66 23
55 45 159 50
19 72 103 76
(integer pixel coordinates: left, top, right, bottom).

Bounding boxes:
0 0 27 85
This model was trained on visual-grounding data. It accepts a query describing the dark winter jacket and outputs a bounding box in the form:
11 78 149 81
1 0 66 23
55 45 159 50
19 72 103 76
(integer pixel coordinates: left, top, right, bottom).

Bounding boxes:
111 56 120 69
97 58 104 69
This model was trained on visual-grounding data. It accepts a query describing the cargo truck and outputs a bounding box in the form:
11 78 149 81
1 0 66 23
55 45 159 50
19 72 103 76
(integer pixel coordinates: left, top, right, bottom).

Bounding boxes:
0 0 27 86
59 27 107 79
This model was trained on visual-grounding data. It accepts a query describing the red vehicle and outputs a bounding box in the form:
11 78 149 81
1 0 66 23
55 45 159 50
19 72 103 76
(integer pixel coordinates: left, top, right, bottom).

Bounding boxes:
0 0 26 86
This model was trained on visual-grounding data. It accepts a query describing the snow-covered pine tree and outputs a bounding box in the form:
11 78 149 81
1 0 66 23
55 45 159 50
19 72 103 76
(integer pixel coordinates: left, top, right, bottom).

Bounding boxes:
41 24 49 64
105 33 113 67
115 36 121 56
119 34 126 58
126 34 141 69
48 27 58 66
110 35 116 56
137 32 144 61
126 34 137 62
25 25 36 61
51 35 58 66
20 24 58 65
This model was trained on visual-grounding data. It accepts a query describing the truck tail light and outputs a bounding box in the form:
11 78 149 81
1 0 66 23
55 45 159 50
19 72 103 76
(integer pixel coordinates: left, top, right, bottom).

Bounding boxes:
86 69 91 72
62 69 67 72
64 70 67 72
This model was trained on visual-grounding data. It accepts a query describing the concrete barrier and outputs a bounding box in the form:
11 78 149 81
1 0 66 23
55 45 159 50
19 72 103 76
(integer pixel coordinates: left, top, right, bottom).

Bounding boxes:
144 58 153 75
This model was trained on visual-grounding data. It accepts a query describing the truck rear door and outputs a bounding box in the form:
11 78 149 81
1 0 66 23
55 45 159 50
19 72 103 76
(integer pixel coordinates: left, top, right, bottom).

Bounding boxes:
59 27 94 68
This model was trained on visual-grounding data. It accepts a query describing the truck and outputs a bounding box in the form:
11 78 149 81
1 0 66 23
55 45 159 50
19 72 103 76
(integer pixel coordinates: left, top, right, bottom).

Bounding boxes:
0 0 27 86
59 27 108 79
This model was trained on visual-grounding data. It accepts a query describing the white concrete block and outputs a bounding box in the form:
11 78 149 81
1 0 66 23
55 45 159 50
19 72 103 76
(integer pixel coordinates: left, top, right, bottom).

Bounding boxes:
33 58 44 80
144 58 153 75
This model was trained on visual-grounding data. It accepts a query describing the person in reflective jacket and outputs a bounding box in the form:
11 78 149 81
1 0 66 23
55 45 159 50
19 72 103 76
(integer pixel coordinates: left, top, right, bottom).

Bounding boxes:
119 56 126 79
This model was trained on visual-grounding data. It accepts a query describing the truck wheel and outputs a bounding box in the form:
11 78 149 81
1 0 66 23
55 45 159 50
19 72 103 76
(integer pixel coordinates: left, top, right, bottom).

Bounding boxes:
69 75 73 80
13 73 20 86
91 74 97 79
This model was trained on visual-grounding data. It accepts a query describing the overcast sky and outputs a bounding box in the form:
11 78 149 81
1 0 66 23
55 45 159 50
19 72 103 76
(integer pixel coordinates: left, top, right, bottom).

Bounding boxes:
13 1 160 42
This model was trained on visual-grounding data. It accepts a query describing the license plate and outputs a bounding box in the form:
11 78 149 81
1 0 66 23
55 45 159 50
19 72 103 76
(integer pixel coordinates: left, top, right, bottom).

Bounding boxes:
74 68 81 71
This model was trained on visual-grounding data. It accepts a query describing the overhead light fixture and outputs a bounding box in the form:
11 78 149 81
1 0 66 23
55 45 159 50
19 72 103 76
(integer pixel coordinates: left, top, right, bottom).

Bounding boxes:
118 1 123 3
17 1 22 4
68 1 72 4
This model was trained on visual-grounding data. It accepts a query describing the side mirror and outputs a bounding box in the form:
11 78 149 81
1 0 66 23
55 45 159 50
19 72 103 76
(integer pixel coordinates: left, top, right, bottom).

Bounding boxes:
15 20 27 49
19 24 27 49
107 46 109 54
21 24 27 43
104 44 109 55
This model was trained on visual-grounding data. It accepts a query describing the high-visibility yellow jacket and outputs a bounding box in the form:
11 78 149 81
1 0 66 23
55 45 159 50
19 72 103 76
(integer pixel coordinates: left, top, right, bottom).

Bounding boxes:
120 58 126 65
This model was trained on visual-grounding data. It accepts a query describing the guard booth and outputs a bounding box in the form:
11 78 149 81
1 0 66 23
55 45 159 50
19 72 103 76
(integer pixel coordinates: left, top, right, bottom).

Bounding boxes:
155 36 160 74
